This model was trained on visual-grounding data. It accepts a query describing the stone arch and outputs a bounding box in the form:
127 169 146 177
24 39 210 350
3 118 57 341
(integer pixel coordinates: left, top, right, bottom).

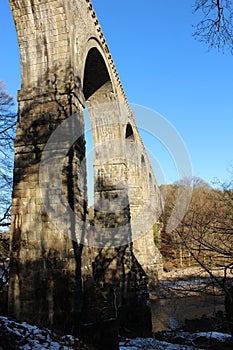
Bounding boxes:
82 45 114 207
81 37 118 103
82 43 130 249
141 154 146 172
125 122 135 141
125 122 136 164
149 172 152 187
83 47 111 100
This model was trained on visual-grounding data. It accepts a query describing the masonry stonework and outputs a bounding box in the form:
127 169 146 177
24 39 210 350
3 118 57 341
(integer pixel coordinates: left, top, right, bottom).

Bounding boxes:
8 0 162 347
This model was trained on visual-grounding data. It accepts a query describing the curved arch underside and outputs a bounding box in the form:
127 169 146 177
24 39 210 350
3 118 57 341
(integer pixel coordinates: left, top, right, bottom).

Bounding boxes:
83 47 110 100
125 122 135 140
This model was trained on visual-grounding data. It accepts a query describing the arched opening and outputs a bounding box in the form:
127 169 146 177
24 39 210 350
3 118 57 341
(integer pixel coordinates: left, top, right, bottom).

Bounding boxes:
125 123 134 141
83 47 110 100
149 172 152 188
141 154 146 171
83 47 113 209
83 44 131 248
125 122 136 161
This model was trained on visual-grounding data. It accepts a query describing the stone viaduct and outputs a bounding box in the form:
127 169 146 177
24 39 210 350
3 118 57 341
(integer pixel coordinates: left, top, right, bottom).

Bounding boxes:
8 0 162 347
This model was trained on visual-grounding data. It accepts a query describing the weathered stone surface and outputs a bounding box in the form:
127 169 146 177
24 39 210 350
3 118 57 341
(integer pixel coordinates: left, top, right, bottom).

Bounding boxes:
8 0 162 346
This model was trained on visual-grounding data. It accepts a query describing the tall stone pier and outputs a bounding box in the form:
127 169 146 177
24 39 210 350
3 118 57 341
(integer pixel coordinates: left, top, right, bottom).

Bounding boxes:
8 0 162 347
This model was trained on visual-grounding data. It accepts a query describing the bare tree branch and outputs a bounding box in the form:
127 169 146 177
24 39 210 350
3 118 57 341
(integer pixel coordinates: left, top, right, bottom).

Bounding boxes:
193 0 233 53
0 81 16 227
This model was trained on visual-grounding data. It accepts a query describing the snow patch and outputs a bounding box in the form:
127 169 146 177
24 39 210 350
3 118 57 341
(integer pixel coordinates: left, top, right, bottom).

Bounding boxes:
119 337 196 349
195 331 232 341
0 316 86 349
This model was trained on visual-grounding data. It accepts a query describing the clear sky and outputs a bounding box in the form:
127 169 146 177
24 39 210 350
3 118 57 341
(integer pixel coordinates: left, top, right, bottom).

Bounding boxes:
1 0 233 187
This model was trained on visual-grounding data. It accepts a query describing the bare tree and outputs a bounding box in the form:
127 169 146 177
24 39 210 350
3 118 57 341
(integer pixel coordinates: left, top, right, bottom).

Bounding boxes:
0 81 16 228
0 231 9 293
193 0 233 53
162 175 233 334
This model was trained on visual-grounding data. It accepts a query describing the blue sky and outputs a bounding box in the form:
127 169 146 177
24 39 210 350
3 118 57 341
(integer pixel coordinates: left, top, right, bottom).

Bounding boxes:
1 0 233 187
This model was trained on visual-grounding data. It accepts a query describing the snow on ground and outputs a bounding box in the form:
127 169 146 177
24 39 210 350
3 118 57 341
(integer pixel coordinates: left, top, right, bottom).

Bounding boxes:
119 332 233 350
0 316 88 349
196 331 232 341
0 316 232 349
119 337 196 349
